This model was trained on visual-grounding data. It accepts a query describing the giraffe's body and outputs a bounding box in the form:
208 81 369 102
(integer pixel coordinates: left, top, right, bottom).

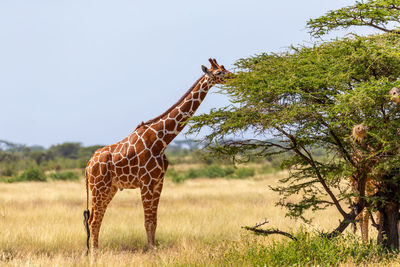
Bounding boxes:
84 59 230 251
350 124 380 242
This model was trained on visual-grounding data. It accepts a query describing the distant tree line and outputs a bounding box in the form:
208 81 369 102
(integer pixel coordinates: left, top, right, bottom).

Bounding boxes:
0 140 103 178
0 139 296 181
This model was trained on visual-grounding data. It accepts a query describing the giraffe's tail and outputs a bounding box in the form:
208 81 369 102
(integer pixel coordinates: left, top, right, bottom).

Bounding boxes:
83 169 90 255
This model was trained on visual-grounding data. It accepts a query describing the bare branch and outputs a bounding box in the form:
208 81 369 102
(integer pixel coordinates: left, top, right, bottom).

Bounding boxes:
323 199 365 239
243 226 297 241
252 219 269 228
242 219 297 240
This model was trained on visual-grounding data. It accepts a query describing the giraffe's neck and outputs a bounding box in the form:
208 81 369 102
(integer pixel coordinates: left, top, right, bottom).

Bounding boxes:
138 75 214 148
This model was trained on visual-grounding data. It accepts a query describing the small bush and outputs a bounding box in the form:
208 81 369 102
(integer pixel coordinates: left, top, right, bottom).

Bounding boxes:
1 164 18 177
18 167 47 182
185 168 203 179
233 167 255 179
166 169 186 183
50 171 79 181
202 165 225 178
0 176 19 183
258 164 277 174
202 165 235 178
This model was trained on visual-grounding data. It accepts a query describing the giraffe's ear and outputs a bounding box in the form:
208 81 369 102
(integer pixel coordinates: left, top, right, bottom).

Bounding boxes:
201 65 212 77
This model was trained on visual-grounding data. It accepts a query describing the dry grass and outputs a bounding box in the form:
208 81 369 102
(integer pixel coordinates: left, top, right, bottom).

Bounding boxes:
0 170 392 266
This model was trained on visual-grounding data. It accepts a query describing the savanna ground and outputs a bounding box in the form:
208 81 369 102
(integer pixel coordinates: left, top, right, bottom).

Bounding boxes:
0 167 399 266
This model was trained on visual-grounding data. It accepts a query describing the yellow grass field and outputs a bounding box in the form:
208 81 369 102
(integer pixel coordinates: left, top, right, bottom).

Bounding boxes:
0 170 396 266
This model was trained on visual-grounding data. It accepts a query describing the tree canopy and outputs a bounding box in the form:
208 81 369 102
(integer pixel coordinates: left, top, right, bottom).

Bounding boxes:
307 0 400 37
188 1 400 250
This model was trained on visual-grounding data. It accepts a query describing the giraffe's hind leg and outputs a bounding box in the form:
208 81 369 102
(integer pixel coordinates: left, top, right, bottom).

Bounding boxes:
90 185 118 250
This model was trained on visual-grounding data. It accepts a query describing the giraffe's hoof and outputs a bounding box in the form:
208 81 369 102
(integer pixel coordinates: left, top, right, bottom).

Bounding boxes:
144 244 157 252
119 188 124 191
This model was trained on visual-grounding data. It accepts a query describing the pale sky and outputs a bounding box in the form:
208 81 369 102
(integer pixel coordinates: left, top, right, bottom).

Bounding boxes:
0 1 364 147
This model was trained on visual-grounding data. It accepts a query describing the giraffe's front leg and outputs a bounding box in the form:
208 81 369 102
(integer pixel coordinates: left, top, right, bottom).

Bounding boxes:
141 178 164 250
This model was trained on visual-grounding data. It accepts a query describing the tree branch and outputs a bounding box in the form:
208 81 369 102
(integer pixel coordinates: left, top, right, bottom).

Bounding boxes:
367 22 397 33
300 144 348 218
321 122 356 167
323 199 365 239
242 220 297 241
243 227 298 241
275 126 348 218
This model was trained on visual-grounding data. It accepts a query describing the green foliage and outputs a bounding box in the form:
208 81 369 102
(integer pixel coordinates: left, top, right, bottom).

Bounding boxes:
50 171 79 181
18 168 47 182
225 232 394 266
188 32 400 231
307 0 400 37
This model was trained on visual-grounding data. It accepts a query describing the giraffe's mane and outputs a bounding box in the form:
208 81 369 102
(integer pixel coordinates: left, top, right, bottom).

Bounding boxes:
136 74 206 129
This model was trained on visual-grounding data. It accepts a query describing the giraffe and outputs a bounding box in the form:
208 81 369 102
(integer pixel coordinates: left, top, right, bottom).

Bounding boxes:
83 58 231 252
350 124 380 242
349 170 379 242
348 88 400 242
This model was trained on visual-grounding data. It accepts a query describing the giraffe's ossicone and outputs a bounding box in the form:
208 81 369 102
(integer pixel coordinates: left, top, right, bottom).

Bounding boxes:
84 58 231 252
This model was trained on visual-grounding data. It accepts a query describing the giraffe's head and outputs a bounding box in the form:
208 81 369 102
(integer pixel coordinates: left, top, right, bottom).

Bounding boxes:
352 124 368 142
389 87 400 104
201 58 231 84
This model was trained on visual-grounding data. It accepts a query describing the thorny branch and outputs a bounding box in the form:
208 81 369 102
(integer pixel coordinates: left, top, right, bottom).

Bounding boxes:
275 126 348 218
242 219 298 241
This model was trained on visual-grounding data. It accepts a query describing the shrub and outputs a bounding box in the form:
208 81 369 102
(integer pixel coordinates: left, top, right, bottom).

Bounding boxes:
202 165 234 178
1 164 18 177
0 176 19 183
185 168 203 179
50 171 79 181
18 167 47 182
233 167 255 179
258 164 277 174
166 168 186 183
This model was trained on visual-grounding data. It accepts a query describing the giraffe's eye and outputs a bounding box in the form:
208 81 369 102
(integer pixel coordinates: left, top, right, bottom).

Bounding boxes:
215 71 222 75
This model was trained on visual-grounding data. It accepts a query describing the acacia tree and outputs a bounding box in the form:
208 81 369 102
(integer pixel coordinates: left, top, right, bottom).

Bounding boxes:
309 0 400 248
188 18 400 249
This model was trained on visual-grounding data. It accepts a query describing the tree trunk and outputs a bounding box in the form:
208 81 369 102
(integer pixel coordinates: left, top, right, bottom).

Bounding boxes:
377 201 399 250
375 173 400 251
